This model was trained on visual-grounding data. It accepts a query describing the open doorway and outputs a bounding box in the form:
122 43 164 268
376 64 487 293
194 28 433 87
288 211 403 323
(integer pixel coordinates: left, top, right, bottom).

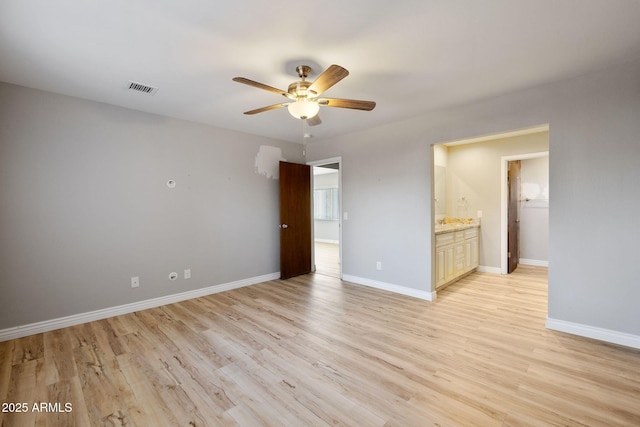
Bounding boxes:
432 125 549 290
309 158 342 278
501 152 549 274
507 159 522 273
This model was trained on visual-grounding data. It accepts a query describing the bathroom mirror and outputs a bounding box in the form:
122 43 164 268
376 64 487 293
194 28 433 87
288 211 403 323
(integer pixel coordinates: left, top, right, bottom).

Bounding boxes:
434 165 446 215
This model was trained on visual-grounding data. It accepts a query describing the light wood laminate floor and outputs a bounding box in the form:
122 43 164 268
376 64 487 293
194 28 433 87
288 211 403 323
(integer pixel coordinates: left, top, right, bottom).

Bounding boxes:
314 241 340 278
1 266 639 426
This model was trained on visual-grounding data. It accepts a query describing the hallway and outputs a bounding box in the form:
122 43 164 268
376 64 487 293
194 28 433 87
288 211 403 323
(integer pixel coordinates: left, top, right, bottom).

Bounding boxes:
314 241 340 278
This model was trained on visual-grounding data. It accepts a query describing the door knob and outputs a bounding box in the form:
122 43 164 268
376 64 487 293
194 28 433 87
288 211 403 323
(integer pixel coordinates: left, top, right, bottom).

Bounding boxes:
279 224 288 229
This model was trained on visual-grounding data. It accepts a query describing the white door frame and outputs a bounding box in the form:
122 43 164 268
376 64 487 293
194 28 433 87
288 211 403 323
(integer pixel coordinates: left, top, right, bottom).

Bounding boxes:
307 157 343 278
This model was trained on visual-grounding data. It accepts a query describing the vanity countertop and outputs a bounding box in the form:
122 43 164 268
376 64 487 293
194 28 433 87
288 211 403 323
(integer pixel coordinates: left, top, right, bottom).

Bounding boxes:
434 223 480 234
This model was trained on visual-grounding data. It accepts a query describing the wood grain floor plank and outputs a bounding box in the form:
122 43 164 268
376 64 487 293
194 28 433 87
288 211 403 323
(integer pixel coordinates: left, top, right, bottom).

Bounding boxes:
118 350 202 427
2 266 640 426
314 242 341 278
72 339 139 426
10 333 44 365
0 340 14 401
43 328 77 386
253 346 386 426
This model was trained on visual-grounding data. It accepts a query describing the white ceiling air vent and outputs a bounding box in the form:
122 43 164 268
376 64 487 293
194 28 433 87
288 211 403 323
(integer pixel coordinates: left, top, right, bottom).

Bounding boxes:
127 80 159 95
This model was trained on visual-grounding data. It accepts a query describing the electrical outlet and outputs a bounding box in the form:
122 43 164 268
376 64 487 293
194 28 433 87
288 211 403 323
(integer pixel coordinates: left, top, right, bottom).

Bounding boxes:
376 261 382 271
131 276 139 288
169 272 178 281
184 269 191 279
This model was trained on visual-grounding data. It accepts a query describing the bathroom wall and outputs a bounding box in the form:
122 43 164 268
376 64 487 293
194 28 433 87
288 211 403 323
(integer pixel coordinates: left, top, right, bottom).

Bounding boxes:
520 156 549 265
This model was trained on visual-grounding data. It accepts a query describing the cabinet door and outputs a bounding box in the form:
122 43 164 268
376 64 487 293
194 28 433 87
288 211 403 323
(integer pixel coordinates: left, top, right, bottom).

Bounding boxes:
464 239 472 271
445 246 455 282
435 248 446 288
470 236 479 268
454 243 465 275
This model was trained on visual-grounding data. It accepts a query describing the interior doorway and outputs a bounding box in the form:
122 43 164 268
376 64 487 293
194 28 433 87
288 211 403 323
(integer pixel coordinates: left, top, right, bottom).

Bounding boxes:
500 151 549 274
308 157 342 278
432 125 549 288
507 160 522 273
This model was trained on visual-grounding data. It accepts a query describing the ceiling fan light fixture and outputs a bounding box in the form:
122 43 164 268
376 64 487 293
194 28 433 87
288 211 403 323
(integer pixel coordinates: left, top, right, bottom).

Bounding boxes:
287 99 320 120
233 64 375 121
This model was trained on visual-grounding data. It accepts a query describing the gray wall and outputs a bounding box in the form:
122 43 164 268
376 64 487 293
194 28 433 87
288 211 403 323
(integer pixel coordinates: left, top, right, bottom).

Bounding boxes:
0 82 304 329
308 128 432 290
307 58 640 336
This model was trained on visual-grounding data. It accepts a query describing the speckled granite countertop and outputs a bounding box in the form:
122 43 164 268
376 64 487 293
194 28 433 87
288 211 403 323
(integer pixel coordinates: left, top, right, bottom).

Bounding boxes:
434 223 480 234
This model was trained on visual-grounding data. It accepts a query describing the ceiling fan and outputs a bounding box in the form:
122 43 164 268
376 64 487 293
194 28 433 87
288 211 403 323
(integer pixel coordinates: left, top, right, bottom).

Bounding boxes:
232 64 375 126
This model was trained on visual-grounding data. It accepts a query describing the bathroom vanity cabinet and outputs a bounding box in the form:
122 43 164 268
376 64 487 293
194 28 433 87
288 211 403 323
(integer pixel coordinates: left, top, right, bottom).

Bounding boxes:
435 225 479 289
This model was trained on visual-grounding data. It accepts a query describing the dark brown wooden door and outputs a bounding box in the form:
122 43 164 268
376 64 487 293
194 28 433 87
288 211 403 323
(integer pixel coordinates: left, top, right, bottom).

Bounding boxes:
279 161 312 279
507 160 521 273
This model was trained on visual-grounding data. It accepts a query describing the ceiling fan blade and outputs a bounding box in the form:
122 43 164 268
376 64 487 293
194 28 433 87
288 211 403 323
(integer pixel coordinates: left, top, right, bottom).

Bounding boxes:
232 77 292 99
318 98 376 111
306 115 322 126
243 103 289 115
308 65 349 96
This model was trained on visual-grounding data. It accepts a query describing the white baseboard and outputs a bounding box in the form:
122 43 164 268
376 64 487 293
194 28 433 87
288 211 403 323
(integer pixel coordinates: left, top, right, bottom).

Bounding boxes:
477 265 502 274
342 274 436 301
314 239 339 244
546 317 640 350
520 258 549 267
0 272 280 342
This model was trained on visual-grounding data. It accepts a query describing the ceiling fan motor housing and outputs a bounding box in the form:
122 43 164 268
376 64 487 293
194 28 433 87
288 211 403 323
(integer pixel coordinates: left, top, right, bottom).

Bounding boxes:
288 81 315 99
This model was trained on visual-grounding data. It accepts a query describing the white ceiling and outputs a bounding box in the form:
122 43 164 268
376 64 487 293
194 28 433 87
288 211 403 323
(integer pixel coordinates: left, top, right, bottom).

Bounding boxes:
2 1 640 144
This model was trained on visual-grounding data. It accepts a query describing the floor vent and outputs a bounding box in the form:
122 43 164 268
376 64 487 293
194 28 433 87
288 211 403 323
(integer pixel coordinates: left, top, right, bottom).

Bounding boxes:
127 81 159 95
